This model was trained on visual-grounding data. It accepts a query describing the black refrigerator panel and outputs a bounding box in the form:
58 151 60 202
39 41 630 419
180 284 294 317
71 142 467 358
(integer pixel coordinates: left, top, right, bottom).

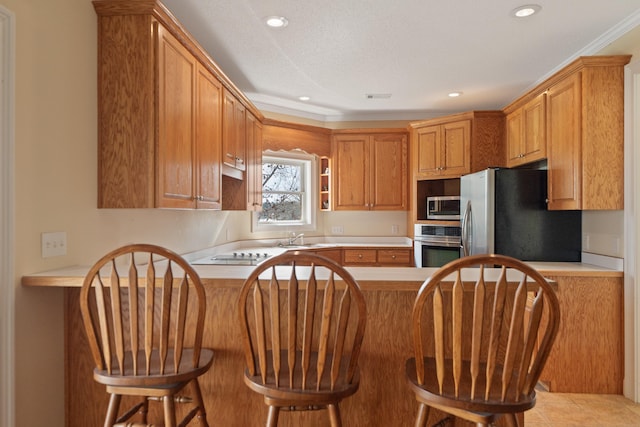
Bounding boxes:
494 169 582 262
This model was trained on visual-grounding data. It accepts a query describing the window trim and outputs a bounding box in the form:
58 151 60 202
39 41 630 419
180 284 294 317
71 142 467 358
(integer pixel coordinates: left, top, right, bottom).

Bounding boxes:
252 150 317 232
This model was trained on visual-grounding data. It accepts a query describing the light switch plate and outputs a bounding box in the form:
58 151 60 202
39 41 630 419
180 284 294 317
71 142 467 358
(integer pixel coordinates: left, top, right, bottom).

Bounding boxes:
42 231 67 258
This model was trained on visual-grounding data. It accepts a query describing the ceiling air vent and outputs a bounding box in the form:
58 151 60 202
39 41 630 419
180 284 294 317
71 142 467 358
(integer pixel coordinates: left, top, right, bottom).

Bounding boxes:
365 93 392 99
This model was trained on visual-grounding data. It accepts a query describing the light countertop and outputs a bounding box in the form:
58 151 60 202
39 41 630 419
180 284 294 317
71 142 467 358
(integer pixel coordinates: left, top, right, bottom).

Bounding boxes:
21 237 623 289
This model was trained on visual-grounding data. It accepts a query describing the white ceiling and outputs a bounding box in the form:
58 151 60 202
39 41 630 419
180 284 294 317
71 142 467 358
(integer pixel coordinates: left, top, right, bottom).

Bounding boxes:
161 0 640 122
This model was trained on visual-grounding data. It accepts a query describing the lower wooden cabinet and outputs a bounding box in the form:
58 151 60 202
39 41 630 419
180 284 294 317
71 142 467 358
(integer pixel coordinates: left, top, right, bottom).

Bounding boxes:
377 249 413 266
342 247 413 267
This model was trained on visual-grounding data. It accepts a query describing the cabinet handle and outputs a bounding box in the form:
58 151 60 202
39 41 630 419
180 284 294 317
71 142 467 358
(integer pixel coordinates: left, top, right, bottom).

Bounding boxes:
358 254 363 259
392 255 396 259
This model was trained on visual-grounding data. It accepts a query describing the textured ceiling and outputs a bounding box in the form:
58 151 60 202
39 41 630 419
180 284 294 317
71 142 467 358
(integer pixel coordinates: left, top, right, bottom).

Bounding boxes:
161 0 640 121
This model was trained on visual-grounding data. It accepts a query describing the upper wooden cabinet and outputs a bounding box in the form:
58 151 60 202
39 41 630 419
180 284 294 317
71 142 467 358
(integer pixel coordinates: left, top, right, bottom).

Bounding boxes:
413 120 470 178
504 56 630 210
222 89 247 173
332 131 408 211
93 0 262 209
245 111 263 211
409 111 505 180
157 27 222 209
505 92 546 168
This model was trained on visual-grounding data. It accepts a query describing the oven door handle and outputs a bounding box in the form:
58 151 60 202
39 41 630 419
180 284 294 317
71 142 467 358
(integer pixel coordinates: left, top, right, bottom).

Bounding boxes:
461 200 472 257
415 238 461 248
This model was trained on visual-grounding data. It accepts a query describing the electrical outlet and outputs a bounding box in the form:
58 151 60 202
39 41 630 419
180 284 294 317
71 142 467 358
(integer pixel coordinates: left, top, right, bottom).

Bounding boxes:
42 231 67 258
583 234 590 251
331 225 344 235
391 224 399 235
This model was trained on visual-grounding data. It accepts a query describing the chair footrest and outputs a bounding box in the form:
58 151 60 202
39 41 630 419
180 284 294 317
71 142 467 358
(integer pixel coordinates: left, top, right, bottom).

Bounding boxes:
114 423 155 427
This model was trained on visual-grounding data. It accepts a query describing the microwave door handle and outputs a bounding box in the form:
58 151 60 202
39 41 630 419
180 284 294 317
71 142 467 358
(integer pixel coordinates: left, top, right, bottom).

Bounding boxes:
461 201 472 257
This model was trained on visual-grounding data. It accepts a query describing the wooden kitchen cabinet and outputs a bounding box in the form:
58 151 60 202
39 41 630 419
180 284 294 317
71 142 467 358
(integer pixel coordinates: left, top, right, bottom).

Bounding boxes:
408 111 504 228
342 247 413 266
157 27 222 209
505 92 546 168
409 111 505 180
332 130 408 211
413 120 470 178
503 56 630 210
377 249 413 266
222 88 247 173
245 111 263 211
544 56 629 210
94 0 263 209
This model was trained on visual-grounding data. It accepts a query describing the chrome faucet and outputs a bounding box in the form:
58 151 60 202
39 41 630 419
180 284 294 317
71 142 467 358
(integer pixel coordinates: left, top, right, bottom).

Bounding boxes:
288 232 304 246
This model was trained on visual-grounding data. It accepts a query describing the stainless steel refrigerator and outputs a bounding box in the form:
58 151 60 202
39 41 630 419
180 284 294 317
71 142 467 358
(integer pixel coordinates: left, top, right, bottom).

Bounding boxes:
460 168 581 261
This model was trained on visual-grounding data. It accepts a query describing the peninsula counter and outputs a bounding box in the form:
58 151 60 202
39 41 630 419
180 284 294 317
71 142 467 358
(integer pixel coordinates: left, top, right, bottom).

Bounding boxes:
22 261 623 427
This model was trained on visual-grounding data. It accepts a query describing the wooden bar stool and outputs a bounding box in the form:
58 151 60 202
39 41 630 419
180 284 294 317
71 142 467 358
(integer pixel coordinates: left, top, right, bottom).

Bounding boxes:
406 254 560 427
238 251 367 427
79 243 214 427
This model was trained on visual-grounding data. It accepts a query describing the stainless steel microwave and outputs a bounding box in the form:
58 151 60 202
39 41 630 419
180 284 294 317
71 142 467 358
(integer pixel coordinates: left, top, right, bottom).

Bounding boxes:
426 196 461 220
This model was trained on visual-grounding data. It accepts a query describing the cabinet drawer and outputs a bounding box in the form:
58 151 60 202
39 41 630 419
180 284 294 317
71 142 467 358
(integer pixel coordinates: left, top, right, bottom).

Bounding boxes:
343 249 377 265
378 249 412 266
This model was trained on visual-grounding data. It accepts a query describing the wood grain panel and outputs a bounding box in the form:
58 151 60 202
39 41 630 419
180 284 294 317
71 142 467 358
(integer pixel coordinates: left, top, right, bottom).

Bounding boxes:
97 14 155 208
469 111 505 171
539 275 623 393
262 119 331 157
581 65 625 210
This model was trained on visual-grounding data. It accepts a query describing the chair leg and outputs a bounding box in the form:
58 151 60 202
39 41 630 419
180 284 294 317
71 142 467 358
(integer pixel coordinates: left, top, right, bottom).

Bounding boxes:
503 413 520 427
191 379 209 427
163 395 177 427
139 397 149 424
327 403 342 427
104 394 121 427
266 405 280 427
414 403 430 427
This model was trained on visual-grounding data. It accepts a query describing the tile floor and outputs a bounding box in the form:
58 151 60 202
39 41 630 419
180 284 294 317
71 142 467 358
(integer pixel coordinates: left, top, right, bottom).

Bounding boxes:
525 390 640 426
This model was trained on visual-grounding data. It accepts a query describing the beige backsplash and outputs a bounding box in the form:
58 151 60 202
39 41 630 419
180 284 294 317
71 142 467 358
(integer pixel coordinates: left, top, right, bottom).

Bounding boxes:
582 210 624 258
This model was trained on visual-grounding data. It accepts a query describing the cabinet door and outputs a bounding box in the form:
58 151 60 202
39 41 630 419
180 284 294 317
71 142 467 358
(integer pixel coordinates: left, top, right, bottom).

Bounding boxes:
245 111 263 210
547 73 582 210
370 134 407 210
522 93 546 161
222 89 247 171
234 100 247 171
415 125 441 175
222 90 236 168
157 26 196 208
441 120 470 176
195 64 222 210
333 134 370 210
507 94 546 167
506 108 524 166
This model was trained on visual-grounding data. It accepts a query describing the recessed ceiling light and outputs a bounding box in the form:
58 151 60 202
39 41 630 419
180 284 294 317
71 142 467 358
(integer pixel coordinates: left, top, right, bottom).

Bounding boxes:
511 4 541 18
298 96 310 101
448 91 463 98
265 16 288 28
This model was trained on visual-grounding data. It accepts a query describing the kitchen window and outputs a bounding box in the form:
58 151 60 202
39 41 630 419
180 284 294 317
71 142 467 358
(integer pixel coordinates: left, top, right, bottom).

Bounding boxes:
252 151 317 232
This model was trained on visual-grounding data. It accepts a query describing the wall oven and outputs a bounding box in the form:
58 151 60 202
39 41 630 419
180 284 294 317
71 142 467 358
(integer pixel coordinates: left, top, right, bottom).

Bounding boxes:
414 223 461 268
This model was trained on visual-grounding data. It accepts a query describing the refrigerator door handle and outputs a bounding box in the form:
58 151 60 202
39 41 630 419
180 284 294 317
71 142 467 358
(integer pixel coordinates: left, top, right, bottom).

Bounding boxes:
461 200 472 257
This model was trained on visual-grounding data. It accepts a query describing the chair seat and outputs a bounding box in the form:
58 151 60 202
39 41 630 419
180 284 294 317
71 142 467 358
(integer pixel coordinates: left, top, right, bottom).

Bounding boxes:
405 357 536 415
94 348 214 389
243 350 360 405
